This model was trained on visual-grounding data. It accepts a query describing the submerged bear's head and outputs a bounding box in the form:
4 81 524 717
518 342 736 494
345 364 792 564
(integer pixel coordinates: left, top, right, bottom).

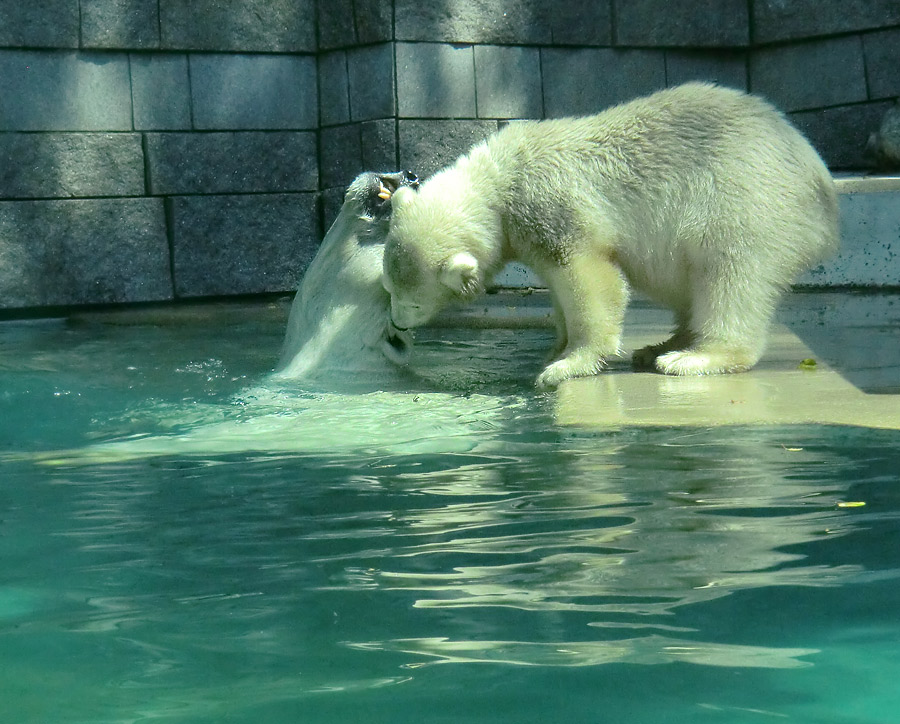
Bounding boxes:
276 169 420 379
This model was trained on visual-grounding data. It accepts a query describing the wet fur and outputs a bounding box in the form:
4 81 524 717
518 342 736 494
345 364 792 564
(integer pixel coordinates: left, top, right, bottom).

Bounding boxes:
276 171 417 380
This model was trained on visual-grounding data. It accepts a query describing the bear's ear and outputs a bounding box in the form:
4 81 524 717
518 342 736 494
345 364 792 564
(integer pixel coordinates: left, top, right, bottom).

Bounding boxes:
439 252 482 297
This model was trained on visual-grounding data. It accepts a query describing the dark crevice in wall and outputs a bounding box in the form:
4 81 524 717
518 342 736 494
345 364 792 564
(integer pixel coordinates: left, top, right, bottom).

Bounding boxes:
162 196 178 300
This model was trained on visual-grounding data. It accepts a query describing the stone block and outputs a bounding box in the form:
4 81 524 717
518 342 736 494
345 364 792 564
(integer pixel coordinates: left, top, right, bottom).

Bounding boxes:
190 54 318 130
666 51 747 90
395 0 549 43
348 44 396 122
0 51 132 132
750 37 867 113
81 0 160 49
317 0 356 50
361 119 399 172
864 29 900 100
354 0 393 45
0 198 171 309
169 194 319 297
753 0 900 44
395 0 610 44
616 0 749 47
130 54 191 130
0 133 144 199
790 101 896 169
320 125 364 190
319 51 351 127
547 0 612 46
396 43 476 119
318 0 392 50
542 48 666 118
145 132 318 195
159 0 315 52
398 120 498 179
321 187 348 232
320 119 400 198
0 0 79 48
474 46 543 119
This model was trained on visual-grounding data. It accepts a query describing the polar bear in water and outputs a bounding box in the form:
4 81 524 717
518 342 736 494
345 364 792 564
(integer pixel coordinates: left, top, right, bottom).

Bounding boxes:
382 83 839 389
276 170 419 381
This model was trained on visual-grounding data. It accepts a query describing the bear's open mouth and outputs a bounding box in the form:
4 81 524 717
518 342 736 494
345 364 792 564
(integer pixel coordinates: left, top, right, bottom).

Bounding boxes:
376 170 419 201
382 324 412 365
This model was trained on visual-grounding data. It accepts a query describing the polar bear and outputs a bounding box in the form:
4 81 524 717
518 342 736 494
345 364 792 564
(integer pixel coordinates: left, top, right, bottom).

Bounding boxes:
275 170 418 380
382 83 839 389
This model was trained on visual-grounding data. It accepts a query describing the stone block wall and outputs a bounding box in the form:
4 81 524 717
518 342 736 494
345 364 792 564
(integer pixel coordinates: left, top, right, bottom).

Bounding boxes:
1 1 899 313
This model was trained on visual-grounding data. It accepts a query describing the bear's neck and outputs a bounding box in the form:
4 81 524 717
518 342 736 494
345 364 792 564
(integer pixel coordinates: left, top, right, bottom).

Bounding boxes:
455 143 514 270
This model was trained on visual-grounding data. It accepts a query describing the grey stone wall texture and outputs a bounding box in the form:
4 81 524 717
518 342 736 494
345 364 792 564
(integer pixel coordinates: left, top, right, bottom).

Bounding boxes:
1 0 899 312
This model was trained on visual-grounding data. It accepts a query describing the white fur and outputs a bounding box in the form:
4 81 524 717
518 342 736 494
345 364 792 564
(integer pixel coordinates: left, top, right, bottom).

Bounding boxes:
383 83 839 388
276 173 412 381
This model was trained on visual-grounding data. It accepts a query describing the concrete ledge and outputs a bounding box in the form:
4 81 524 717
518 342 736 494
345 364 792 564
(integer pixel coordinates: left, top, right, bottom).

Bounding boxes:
833 175 900 193
801 179 900 287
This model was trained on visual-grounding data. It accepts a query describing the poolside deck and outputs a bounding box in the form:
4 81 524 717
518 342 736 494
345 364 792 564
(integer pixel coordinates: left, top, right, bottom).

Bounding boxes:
437 290 900 430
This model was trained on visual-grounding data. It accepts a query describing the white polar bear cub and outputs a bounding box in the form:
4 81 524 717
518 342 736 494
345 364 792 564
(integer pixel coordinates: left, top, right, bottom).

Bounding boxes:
275 170 418 380
383 83 839 389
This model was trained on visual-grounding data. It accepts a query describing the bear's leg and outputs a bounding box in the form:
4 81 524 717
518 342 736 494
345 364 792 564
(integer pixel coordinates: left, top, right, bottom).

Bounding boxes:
535 254 628 389
654 270 774 376
546 286 569 362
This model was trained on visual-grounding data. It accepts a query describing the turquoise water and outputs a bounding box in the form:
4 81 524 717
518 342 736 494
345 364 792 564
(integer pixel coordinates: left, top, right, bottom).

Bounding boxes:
2 305 900 723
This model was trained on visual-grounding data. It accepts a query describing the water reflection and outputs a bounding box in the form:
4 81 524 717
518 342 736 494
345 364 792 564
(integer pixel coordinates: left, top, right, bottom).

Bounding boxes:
351 636 819 669
305 426 895 669
3 318 900 696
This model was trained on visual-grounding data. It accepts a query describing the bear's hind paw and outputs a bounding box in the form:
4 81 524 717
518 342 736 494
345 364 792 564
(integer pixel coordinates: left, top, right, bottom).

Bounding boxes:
655 349 753 376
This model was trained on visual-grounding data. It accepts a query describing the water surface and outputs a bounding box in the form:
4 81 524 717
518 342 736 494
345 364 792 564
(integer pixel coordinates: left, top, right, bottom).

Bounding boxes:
1 306 899 723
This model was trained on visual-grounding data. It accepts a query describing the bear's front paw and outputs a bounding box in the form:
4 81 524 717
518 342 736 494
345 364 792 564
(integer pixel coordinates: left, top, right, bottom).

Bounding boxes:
535 360 574 390
536 349 607 390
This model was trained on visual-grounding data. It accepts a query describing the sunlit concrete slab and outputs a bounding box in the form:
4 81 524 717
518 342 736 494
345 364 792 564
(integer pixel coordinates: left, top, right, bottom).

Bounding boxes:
555 323 900 430
439 291 900 431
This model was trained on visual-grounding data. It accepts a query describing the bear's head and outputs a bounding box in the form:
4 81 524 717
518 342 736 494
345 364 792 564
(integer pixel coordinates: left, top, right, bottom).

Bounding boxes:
344 170 421 362
276 169 420 378
382 184 488 331
348 170 420 238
